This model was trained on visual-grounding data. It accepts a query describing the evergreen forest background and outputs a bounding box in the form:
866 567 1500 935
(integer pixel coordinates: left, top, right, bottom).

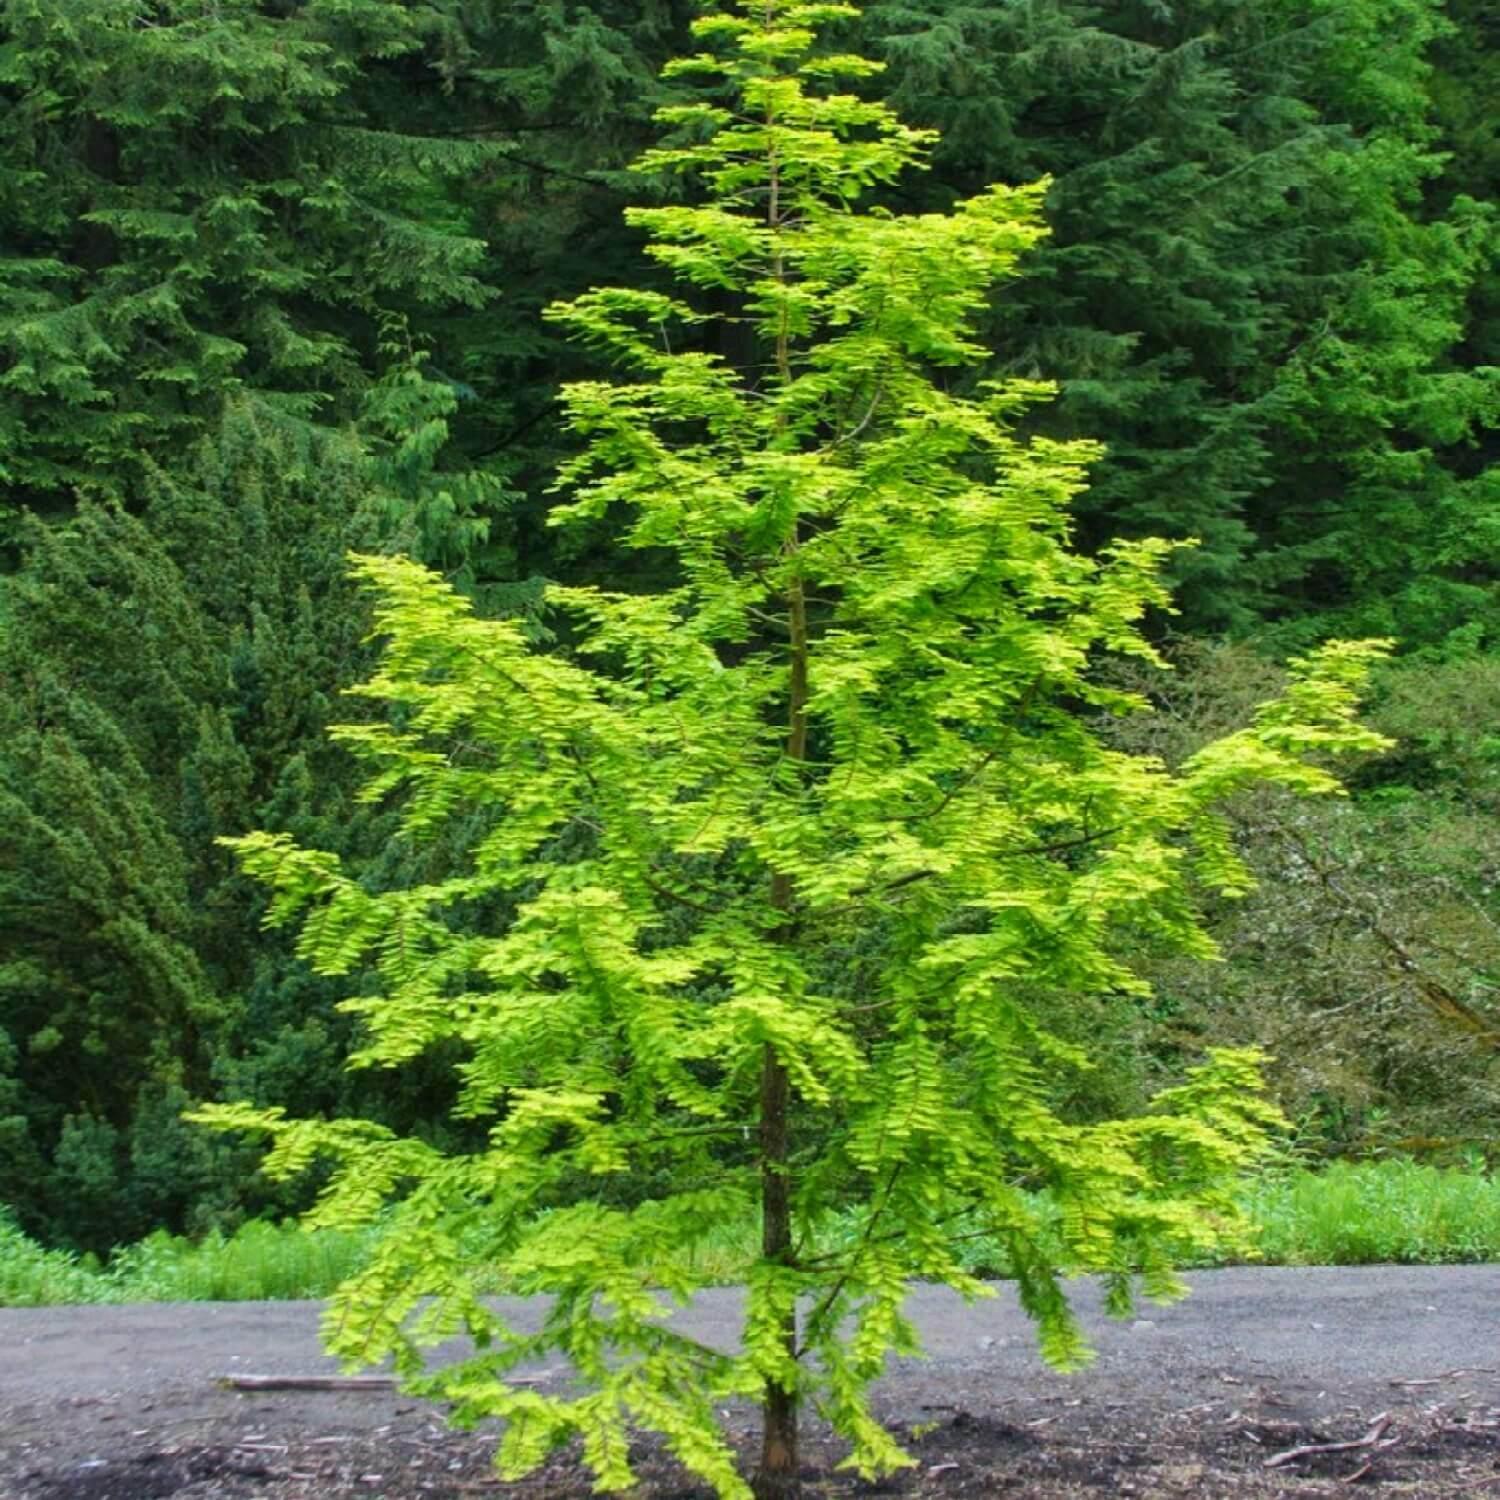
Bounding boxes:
1 0 1497 1259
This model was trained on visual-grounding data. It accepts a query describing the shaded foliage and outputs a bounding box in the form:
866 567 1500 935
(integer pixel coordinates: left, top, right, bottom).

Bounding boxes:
861 0 1498 644
0 406 489 1251
1104 643 1500 1162
0 0 500 553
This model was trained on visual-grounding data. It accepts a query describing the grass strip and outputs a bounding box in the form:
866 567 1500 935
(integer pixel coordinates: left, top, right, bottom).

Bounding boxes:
3 1158 1497 1307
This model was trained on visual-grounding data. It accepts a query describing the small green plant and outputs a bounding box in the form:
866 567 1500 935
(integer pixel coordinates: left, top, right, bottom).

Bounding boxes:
0 1209 106 1306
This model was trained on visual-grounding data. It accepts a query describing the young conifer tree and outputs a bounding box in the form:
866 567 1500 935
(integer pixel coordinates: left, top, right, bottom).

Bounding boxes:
194 5 1388 1496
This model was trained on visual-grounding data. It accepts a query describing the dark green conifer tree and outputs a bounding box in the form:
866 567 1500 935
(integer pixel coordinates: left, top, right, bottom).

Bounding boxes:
861 0 1497 644
0 404 479 1251
0 502 236 1246
1424 0 1500 626
0 0 493 545
388 1 698 589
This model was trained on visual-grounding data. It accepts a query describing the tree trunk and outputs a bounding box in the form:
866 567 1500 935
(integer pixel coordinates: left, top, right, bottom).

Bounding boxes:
754 569 808 1497
754 1044 799 1500
754 94 808 1500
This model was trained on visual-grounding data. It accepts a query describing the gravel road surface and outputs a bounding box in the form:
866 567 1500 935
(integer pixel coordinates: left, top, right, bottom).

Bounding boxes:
2 1266 1496 1498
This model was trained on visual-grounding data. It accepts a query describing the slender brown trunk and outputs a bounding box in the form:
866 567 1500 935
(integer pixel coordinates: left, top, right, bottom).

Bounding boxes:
755 63 809 1500
754 1038 798 1500
756 577 808 1496
757 1380 800 1500
756 566 808 1496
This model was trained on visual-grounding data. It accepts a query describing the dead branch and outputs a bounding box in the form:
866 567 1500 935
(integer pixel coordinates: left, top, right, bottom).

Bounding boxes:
218 1371 550 1393
1263 1412 1397 1470
1389 1367 1496 1387
218 1375 400 1391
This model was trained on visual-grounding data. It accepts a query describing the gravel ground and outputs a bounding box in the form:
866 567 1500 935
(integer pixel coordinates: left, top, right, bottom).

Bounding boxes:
2 1266 1496 1498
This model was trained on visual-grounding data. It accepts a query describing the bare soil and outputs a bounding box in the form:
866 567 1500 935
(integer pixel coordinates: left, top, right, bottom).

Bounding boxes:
2 1269 1496 1498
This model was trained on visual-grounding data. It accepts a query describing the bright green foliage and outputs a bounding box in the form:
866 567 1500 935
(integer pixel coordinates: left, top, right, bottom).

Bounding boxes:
0 0 493 543
193 5 1392 1494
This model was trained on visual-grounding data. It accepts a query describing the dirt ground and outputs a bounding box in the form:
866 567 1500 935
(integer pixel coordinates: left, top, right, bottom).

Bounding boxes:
2 1268 1496 1498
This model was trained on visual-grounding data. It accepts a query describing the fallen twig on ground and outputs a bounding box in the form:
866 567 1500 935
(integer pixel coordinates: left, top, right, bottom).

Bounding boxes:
217 1375 402 1392
1263 1413 1398 1470
216 1370 554 1391
1389 1368 1496 1387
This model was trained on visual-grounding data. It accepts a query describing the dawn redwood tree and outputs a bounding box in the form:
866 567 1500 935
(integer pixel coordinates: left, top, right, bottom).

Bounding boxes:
195 5 1388 1495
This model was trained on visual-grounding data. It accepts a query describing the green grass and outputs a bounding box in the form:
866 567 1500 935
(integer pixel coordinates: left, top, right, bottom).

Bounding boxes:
102 1218 382 1302
3 1158 1497 1307
0 1211 109 1307
1240 1157 1500 1266
936 1159 1500 1277
0 1211 378 1307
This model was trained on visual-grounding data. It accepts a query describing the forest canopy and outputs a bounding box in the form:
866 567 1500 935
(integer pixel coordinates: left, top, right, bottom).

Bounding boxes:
0 0 1496 1294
